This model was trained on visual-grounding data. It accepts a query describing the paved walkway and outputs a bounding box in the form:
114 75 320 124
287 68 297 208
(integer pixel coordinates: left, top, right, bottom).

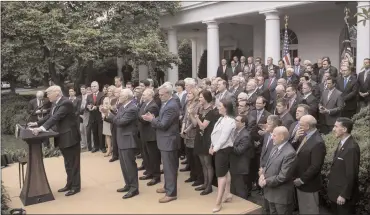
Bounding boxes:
2 152 261 214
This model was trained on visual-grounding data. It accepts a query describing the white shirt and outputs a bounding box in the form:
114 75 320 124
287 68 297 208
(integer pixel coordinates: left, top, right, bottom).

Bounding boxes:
211 116 236 152
340 135 351 148
40 97 62 131
303 92 312 100
176 90 187 102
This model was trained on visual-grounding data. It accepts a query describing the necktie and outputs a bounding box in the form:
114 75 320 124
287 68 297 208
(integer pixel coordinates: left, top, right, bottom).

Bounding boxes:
93 93 97 103
295 66 299 75
257 110 262 123
266 135 272 148
327 90 332 100
344 77 348 88
269 146 278 159
268 78 273 88
364 70 369 82
292 123 299 136
296 136 308 154
280 69 283 77
335 142 343 156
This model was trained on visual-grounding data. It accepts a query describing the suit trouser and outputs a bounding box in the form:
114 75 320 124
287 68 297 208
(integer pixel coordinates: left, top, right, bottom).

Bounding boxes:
60 143 81 190
143 141 161 179
118 148 138 192
249 154 261 190
161 150 178 197
111 125 118 159
330 201 355 215
87 120 104 150
296 189 319 214
231 173 248 199
79 123 87 148
267 200 293 215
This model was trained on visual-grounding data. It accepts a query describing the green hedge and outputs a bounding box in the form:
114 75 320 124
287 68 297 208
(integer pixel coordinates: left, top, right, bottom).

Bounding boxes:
2 146 61 164
1 181 11 214
1 94 33 135
320 107 370 215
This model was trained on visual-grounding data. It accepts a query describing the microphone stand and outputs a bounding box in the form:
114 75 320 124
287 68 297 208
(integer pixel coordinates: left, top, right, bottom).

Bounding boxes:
25 103 47 128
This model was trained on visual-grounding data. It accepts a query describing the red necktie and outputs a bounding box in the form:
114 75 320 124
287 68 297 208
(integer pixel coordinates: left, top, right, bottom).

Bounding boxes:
93 94 97 103
268 79 273 89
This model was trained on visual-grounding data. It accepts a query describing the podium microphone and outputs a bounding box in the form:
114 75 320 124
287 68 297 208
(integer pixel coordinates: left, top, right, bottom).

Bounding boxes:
25 103 47 128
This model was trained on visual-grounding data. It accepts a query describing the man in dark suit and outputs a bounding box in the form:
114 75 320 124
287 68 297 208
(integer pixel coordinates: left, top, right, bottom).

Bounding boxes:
293 115 326 214
142 84 180 203
276 98 295 129
259 126 297 215
230 115 253 200
138 89 161 186
28 85 81 196
107 87 122 162
285 67 300 87
86 81 106 153
264 69 278 108
229 76 244 97
245 80 258 109
276 60 287 79
247 56 256 77
216 79 236 110
319 78 344 134
27 91 51 148
286 85 301 119
300 82 318 118
289 104 310 148
318 59 338 82
263 57 279 75
68 88 81 120
293 57 305 77
328 117 360 215
217 59 233 81
256 76 271 106
103 89 140 199
336 66 358 118
357 58 370 109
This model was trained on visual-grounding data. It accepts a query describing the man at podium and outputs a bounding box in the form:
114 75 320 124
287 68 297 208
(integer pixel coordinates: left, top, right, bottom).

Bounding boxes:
28 85 81 197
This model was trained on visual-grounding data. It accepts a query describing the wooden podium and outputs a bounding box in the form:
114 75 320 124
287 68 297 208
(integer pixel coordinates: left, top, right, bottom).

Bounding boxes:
16 124 59 206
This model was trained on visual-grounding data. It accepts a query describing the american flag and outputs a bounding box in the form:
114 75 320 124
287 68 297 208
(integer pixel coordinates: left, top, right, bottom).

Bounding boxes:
282 27 291 66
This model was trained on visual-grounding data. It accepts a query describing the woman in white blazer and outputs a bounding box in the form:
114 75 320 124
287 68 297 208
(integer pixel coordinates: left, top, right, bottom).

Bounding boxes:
210 98 236 212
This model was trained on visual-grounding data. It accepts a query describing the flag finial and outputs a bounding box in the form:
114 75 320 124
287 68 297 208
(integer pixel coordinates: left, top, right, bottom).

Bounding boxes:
284 15 289 29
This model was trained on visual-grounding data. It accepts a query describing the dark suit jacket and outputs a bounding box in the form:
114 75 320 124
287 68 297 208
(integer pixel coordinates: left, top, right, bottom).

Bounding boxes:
151 98 180 151
287 96 301 119
260 133 274 168
256 86 271 105
86 92 105 123
138 100 159 142
327 136 360 203
336 75 358 111
294 130 326 192
300 93 318 118
357 70 370 101
229 86 244 98
70 97 81 117
28 98 52 122
285 74 300 87
246 91 258 109
105 101 139 149
276 68 287 79
280 112 295 129
319 88 344 126
217 65 233 81
37 97 80 149
318 67 338 82
230 128 253 175
264 142 297 205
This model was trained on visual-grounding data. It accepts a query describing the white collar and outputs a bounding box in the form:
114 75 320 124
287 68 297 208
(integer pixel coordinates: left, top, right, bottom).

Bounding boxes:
340 135 351 147
55 97 62 104
123 100 132 108
303 92 312 99
277 141 288 151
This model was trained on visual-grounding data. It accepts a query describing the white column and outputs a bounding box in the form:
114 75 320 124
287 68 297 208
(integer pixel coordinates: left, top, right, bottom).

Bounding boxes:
356 1 370 74
203 20 219 78
191 38 197 78
167 28 178 83
259 9 280 64
253 24 265 59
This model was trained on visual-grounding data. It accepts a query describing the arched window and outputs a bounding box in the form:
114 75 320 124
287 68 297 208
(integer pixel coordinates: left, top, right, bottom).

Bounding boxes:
280 28 299 59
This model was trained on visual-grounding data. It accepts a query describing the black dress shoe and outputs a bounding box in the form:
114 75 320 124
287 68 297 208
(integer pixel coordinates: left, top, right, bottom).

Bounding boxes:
91 148 98 153
147 178 160 186
136 154 142 159
65 189 80 196
192 181 203 187
122 190 139 199
184 178 195 183
160 169 164 174
109 157 118 162
137 165 145 171
143 170 148 175
181 160 188 165
195 186 205 191
179 167 190 172
117 186 130 193
180 155 185 160
58 187 70 192
101 149 107 153
200 189 212 195
139 175 153 180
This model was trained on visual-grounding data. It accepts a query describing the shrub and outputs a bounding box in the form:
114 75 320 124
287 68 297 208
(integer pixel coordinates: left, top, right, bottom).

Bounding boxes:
178 39 192 79
1 94 32 135
1 181 11 214
198 50 207 79
2 145 61 164
320 107 370 215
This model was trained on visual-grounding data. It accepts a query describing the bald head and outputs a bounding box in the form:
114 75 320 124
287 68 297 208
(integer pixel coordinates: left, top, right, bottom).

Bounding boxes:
36 91 44 99
277 78 287 87
299 115 317 131
272 126 289 145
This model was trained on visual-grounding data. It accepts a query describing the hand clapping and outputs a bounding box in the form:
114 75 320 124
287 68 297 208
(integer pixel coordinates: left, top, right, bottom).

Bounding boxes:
142 112 154 122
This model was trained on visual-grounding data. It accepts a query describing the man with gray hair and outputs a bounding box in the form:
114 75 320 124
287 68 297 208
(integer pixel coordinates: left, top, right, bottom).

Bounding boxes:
102 89 140 199
28 85 81 196
27 90 51 147
293 115 326 215
142 83 180 203
86 81 106 153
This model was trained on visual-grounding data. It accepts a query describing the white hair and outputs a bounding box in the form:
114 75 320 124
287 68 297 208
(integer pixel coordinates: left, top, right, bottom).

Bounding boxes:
143 88 155 98
36 90 44 97
238 92 248 99
121 88 133 100
184 78 196 86
159 83 173 94
45 85 63 96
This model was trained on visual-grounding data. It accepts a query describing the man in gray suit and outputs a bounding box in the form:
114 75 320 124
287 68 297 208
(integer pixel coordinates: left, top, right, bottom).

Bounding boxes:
142 84 180 203
319 77 344 134
102 89 139 199
216 79 236 110
259 126 297 215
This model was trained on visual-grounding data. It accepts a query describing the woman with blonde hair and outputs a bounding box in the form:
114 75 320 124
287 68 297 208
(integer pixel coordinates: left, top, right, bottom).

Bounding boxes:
100 85 115 157
181 88 202 184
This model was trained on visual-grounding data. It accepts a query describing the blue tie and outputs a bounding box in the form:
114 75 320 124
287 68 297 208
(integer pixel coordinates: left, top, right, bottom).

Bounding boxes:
344 78 348 88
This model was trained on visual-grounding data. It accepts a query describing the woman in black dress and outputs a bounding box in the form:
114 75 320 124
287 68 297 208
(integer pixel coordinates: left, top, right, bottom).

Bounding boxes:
191 90 219 195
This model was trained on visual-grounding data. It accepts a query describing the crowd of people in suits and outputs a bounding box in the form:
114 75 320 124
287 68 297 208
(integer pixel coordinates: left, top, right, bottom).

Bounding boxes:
26 56 369 214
